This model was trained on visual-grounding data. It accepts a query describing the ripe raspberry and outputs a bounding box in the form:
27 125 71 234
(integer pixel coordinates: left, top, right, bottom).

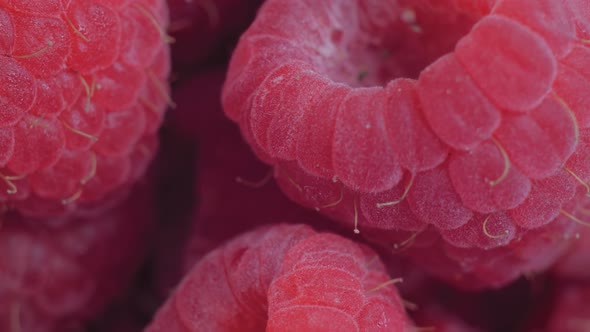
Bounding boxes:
146 224 410 332
222 0 590 288
0 184 154 332
0 0 171 216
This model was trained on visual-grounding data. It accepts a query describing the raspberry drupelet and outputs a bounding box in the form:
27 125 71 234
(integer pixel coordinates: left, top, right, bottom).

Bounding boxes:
0 0 171 216
222 0 590 288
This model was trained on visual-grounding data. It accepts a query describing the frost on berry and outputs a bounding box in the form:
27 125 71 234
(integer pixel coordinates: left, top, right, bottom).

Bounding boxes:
333 87 403 192
0 0 171 216
7 116 65 175
32 72 83 118
449 140 531 213
566 0 590 40
222 0 590 289
0 58 36 126
493 0 575 58
553 63 590 129
0 8 14 54
494 96 578 179
1 0 63 16
454 15 556 112
509 172 576 229
65 0 121 73
28 150 93 200
93 106 147 157
146 224 409 332
93 62 147 110
406 166 473 230
11 13 69 77
418 54 500 150
383 79 448 172
60 95 104 151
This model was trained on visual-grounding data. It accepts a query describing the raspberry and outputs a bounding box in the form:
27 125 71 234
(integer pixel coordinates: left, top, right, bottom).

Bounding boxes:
0 1 171 216
146 224 409 332
222 0 590 288
405 209 580 289
0 184 154 332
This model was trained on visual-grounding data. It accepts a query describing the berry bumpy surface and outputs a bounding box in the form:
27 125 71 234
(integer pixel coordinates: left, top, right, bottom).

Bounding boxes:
222 0 590 288
146 223 409 332
0 0 171 216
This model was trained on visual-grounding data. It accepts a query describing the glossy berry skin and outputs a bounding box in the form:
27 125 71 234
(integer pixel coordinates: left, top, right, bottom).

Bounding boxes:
222 0 590 288
0 0 171 216
146 224 409 332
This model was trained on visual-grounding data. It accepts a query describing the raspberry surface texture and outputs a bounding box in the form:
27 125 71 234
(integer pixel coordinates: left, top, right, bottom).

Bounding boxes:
146 223 409 332
0 0 171 216
222 0 590 288
0 184 154 332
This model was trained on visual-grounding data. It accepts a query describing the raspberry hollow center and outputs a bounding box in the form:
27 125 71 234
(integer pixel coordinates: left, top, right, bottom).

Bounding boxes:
318 0 490 87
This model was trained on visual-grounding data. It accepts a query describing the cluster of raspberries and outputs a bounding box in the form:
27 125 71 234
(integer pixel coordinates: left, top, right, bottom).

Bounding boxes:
2 0 590 331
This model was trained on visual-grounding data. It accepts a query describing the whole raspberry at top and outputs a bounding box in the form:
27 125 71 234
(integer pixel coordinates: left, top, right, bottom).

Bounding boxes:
222 0 590 288
0 0 171 216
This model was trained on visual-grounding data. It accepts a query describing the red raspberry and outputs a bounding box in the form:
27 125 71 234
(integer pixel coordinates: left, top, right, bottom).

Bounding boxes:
0 1 171 216
146 224 410 332
222 0 590 288
0 184 154 332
